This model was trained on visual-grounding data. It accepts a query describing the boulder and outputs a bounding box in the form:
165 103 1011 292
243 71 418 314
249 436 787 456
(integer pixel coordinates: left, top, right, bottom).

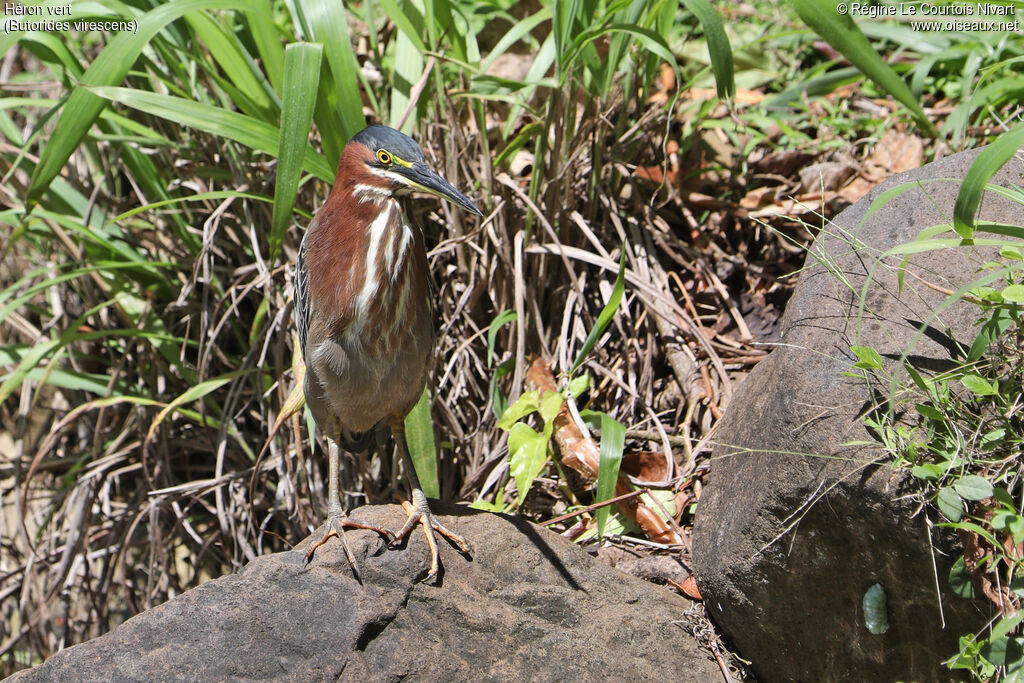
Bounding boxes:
693 147 1023 680
12 503 721 681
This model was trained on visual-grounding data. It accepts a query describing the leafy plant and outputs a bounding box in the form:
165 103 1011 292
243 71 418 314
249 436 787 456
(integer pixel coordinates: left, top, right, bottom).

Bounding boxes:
851 142 1024 679
481 249 641 539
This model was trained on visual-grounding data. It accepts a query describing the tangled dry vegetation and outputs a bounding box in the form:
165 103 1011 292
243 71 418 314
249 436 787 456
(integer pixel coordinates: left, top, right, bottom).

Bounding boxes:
0 13 940 675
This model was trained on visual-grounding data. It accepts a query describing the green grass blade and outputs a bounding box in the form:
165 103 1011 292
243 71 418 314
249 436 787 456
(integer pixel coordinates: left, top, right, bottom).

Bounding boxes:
405 386 439 498
184 9 275 120
953 124 1024 238
859 178 956 226
787 0 937 137
271 42 323 264
487 309 517 366
109 190 273 223
147 369 251 441
570 247 627 376
373 0 427 53
680 0 735 99
26 0 261 207
85 86 332 181
390 0 426 132
299 0 365 154
479 9 549 74
595 412 625 539
246 7 285 94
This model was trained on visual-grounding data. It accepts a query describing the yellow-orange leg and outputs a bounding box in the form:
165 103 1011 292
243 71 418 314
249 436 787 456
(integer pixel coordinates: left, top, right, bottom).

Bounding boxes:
305 439 394 582
392 489 471 583
389 424 471 583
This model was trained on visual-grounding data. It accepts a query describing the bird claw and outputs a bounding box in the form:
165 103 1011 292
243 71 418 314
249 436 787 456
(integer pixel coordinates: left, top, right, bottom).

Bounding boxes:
391 494 471 584
305 512 395 582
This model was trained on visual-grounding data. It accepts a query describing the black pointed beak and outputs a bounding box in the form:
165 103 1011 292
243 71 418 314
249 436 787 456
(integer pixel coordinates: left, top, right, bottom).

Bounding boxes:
401 161 483 216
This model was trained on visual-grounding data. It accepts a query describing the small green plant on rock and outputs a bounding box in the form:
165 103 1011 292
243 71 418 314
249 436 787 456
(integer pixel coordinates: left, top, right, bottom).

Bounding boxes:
851 134 1024 681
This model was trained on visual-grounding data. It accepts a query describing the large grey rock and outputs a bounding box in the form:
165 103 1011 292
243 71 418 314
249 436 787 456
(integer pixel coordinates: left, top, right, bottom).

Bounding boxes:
693 147 1023 681
13 503 720 681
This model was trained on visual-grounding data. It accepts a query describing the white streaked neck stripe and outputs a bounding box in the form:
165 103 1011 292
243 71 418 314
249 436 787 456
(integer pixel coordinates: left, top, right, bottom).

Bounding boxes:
353 183 390 204
352 201 395 325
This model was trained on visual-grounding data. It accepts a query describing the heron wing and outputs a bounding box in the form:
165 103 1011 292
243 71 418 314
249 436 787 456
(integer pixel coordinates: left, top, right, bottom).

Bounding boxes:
294 217 314 361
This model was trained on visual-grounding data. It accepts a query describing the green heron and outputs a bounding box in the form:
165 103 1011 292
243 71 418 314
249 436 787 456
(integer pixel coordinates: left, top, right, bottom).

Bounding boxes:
295 125 481 582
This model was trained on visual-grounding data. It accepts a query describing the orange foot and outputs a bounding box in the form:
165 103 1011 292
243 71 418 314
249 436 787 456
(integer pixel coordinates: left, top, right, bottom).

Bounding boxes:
305 512 394 582
391 490 471 583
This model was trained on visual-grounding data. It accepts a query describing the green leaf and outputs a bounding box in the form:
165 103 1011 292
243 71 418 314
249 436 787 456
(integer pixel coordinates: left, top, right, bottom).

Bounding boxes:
1000 246 1024 261
487 310 517 366
911 464 942 481
567 373 591 398
994 487 1015 509
1008 518 1024 546
86 86 333 181
147 369 250 441
184 9 275 120
494 122 543 168
389 0 426 132
859 179 953 226
981 636 1024 668
915 403 944 421
968 305 1015 364
246 6 285 93
497 390 540 430
538 390 564 424
993 611 1024 640
479 9 549 74
941 520 1003 549
954 475 994 502
862 583 889 635
954 124 1024 237
404 386 438 498
960 373 997 397
27 0 262 207
469 498 505 512
1011 575 1024 600
851 345 883 370
787 0 937 137
980 428 1007 451
903 362 931 393
949 555 977 598
992 513 1024 545
298 0 365 155
937 486 963 522
270 42 322 265
595 413 625 539
680 0 734 99
1002 284 1024 304
571 247 627 376
489 358 514 421
508 422 549 506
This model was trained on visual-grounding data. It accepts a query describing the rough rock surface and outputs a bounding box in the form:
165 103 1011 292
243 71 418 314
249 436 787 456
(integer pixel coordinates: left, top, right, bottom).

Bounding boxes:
12 503 720 681
693 148 1023 681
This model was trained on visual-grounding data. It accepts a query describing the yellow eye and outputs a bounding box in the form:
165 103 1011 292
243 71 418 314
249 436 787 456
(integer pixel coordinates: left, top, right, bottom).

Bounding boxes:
376 149 392 165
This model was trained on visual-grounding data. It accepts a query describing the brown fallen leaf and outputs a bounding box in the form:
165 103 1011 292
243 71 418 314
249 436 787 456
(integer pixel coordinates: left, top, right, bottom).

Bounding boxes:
751 149 816 177
670 574 703 600
621 450 671 484
797 160 858 194
525 358 682 545
958 516 1019 615
862 128 924 182
739 186 777 210
841 129 925 204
